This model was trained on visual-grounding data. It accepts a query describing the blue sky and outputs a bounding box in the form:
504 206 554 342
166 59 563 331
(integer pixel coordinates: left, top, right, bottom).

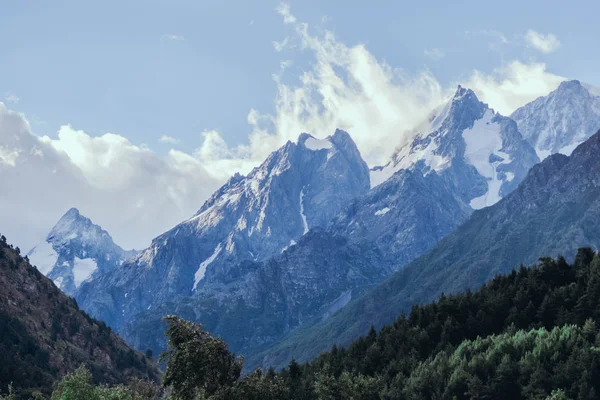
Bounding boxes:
2 0 597 152
0 0 598 250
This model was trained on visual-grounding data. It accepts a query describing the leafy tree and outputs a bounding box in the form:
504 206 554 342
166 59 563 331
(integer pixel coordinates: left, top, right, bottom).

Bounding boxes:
160 316 242 400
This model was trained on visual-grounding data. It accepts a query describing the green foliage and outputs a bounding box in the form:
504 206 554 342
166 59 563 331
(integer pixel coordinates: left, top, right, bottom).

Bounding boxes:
0 385 16 400
160 316 243 400
50 366 165 400
51 366 98 400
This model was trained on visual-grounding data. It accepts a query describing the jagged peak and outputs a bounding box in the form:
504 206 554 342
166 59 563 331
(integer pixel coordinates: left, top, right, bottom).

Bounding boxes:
557 79 583 91
48 207 110 244
451 85 485 107
547 79 594 99
297 132 314 143
63 207 81 219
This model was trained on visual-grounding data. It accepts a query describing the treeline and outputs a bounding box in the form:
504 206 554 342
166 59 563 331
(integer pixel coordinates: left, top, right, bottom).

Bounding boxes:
4 249 600 399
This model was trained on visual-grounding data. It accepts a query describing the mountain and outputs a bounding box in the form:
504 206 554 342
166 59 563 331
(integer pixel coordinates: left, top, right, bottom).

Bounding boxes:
371 85 539 209
252 129 600 370
0 235 159 398
26 208 136 295
109 164 471 364
511 79 600 160
75 130 371 331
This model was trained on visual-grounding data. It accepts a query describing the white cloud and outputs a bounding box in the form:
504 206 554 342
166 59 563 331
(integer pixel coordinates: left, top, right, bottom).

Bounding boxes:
0 104 220 251
4 93 20 104
159 135 180 144
525 30 561 54
276 3 296 24
163 34 185 41
465 61 564 115
424 48 445 60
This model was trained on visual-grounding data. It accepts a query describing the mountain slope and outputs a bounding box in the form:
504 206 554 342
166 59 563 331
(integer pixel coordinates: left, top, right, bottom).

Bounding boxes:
371 86 539 209
254 129 600 369
0 235 159 398
329 168 471 268
511 79 600 160
26 208 136 295
76 130 370 331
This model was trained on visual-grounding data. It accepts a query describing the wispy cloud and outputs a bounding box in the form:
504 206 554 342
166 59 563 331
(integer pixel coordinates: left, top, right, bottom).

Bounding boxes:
4 92 20 104
159 135 180 144
273 37 290 52
162 34 185 41
424 48 445 60
524 30 561 54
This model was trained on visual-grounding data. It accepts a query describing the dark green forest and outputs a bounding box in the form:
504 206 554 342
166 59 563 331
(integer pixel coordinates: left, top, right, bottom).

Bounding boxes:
4 247 600 399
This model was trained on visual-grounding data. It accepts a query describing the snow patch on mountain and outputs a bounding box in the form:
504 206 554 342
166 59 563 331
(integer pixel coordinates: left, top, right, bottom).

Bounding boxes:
300 189 309 234
374 207 391 216
73 257 98 287
193 243 223 290
463 110 511 209
304 137 333 150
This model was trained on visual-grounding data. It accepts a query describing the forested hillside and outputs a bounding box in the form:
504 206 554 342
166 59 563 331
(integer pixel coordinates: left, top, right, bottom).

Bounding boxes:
0 235 159 399
275 249 600 399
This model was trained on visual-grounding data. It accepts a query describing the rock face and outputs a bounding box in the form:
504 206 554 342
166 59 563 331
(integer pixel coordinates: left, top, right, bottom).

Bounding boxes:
329 169 471 268
26 208 135 295
371 86 539 209
511 80 600 160
119 228 390 359
0 237 159 398
75 130 371 331
254 129 600 370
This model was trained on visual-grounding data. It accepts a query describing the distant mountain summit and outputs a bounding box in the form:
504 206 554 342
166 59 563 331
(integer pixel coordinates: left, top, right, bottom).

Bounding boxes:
26 208 135 295
372 85 539 209
76 130 371 331
511 79 600 160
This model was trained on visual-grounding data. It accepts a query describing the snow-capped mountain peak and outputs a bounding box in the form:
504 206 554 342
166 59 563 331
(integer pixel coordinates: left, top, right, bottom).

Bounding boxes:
371 85 539 209
27 208 134 294
511 79 600 160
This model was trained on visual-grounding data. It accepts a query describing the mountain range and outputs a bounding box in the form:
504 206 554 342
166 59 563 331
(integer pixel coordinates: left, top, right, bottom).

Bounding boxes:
252 127 600 370
23 79 600 373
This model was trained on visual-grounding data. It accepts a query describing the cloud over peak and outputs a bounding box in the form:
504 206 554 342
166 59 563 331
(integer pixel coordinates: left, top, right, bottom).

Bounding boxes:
525 30 561 54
